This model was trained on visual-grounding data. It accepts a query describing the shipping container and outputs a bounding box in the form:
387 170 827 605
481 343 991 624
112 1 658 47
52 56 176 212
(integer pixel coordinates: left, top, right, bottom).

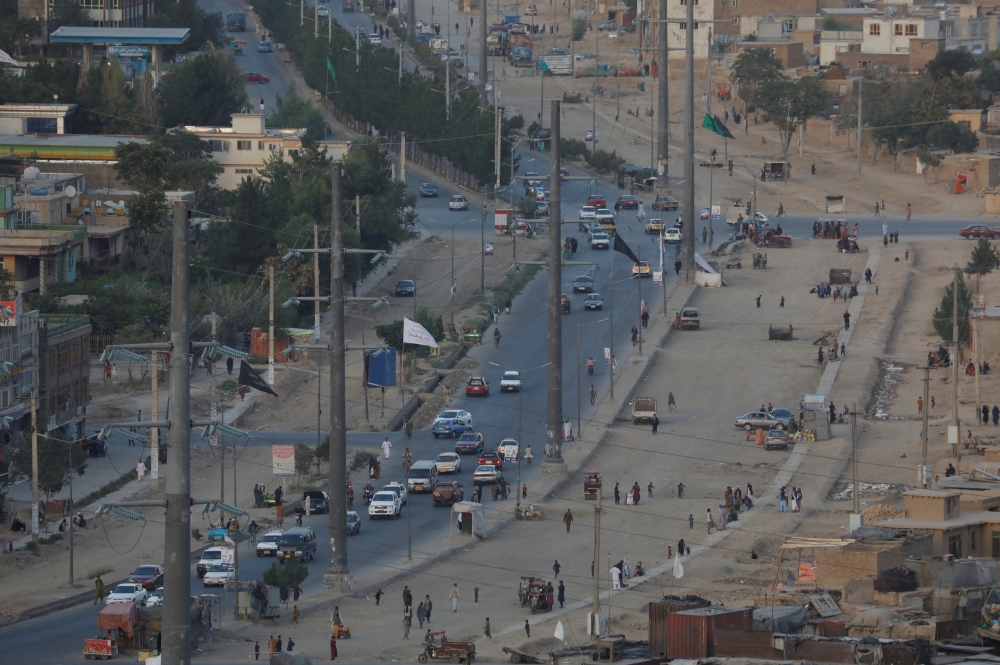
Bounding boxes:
666 606 752 659
647 596 711 654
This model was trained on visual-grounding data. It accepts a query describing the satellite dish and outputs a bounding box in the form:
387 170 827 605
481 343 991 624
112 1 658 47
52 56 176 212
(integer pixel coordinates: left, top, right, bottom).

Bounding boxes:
23 167 39 180
65 185 77 198
767 13 776 21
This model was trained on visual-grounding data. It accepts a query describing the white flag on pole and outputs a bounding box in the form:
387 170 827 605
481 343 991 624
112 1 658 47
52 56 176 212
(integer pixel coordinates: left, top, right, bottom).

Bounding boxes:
673 553 684 579
403 317 439 348
554 620 567 645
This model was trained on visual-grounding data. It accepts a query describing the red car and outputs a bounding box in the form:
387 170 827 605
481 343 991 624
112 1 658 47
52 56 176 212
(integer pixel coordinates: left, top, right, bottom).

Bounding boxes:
245 71 270 83
559 167 570 181
586 194 606 208
477 451 503 469
128 564 165 590
616 195 639 209
466 376 489 396
432 481 465 506
959 225 1000 239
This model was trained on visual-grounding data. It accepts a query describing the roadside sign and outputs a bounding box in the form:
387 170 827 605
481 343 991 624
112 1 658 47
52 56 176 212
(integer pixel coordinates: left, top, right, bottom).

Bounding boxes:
484 242 494 256
604 347 611 363
653 271 662 285
711 205 721 219
107 45 150 57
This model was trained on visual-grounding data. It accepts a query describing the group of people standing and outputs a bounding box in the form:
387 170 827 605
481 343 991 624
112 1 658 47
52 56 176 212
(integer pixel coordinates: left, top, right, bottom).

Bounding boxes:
777 486 804 513
612 481 643 506
253 483 281 508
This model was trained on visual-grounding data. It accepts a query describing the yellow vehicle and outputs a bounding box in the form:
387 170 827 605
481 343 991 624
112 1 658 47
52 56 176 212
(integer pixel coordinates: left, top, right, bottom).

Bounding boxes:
631 261 651 278
644 218 664 234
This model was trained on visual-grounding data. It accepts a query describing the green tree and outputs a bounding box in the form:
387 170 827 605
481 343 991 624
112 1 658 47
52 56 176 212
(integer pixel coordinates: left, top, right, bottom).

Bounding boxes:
926 50 977 81
730 48 784 105
160 52 248 127
262 561 308 597
932 272 972 342
8 431 88 500
572 18 587 41
755 77 829 174
0 18 41 56
926 121 979 154
149 0 225 48
966 237 1000 293
414 305 444 341
294 443 315 480
134 71 161 132
98 59 136 135
268 88 327 142
374 320 404 349
48 0 90 31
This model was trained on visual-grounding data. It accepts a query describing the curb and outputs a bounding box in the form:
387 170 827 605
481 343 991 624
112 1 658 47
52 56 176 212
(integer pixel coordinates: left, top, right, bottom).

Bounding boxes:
14 577 129 624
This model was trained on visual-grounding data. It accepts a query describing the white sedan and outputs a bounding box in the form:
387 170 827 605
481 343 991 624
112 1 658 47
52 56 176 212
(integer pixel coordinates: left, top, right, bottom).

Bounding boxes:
580 206 596 220
435 409 472 425
106 583 148 605
146 587 164 607
449 195 469 211
203 563 234 587
663 228 682 244
473 464 500 484
500 371 522 392
436 452 462 473
368 34 382 45
751 212 769 225
382 481 408 505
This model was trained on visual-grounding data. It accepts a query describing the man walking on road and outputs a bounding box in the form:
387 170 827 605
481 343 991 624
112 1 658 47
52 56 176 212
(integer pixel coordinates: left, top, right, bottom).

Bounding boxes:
651 413 659 434
614 483 620 504
136 460 145 482
563 509 574 532
94 576 105 605
590 385 597 405
558 581 565 607
668 392 676 412
843 311 851 330
484 618 492 639
524 620 531 638
449 584 460 612
553 560 561 578
424 595 432 620
381 437 392 459
707 508 718 533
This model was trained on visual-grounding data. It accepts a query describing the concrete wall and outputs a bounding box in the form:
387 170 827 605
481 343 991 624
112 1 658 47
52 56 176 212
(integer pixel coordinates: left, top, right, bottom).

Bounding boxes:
905 492 960 521
908 37 944 73
815 542 903 589
902 557 997 587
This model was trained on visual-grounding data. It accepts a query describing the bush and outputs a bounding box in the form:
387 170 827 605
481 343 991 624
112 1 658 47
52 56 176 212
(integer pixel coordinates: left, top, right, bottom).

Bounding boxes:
563 138 589 160
262 561 309 596
572 18 588 41
350 449 376 471
586 149 626 174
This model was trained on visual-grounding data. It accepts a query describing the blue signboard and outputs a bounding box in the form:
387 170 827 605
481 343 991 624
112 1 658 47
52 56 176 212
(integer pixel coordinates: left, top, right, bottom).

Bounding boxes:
367 348 397 387
106 45 151 57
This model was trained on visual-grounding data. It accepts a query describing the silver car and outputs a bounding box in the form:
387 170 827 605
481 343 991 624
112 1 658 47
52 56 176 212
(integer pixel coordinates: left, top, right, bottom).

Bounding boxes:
733 411 788 431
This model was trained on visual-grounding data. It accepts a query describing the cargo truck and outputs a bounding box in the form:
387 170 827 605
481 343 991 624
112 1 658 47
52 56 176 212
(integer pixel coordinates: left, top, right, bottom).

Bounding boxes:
508 34 533 66
226 11 246 31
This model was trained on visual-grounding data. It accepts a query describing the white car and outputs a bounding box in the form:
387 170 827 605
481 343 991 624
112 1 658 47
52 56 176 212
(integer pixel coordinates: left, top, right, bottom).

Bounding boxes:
590 231 610 249
499 438 520 460
435 409 472 425
523 172 541 187
369 491 402 519
146 587 164 607
751 211 769 225
368 34 382 45
318 5 330 16
436 452 462 473
663 228 682 244
595 208 615 224
256 530 283 557
382 481 408 505
580 206 596 221
500 371 522 392
449 195 469 211
107 583 148 605
203 563 235 587
473 465 500 484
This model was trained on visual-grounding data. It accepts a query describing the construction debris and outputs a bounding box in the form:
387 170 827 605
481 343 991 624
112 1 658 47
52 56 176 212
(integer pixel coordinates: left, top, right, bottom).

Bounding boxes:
862 504 903 521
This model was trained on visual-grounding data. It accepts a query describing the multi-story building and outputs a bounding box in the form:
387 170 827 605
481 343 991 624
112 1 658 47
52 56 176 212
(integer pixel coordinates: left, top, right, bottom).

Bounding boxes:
18 0 154 28
0 295 38 449
663 0 718 60
36 314 91 437
861 15 940 55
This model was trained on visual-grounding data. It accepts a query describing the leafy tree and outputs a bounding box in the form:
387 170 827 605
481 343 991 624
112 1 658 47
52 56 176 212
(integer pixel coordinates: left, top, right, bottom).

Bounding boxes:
926 121 978 154
0 18 41 56
585 149 625 174
294 443 315 480
8 431 87 500
124 191 169 251
926 50 977 81
268 87 327 142
572 18 587 41
262 561 308 597
114 134 222 206
160 52 248 127
48 0 90 31
755 77 829 173
97 59 136 135
932 272 972 342
315 435 329 473
730 48 784 105
149 0 225 49
374 320 404 349
414 305 444 341
966 237 1000 292
134 71 161 132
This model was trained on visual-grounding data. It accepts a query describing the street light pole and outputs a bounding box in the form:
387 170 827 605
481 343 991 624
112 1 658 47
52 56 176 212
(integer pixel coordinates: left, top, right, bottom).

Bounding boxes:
544 100 565 474
681 0 695 285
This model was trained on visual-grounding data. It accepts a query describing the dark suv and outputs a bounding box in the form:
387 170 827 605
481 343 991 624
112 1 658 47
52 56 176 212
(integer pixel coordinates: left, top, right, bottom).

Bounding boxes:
419 183 438 197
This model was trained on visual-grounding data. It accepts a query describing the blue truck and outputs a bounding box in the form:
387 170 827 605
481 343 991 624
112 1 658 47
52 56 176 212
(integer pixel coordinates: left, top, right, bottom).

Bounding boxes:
226 11 246 31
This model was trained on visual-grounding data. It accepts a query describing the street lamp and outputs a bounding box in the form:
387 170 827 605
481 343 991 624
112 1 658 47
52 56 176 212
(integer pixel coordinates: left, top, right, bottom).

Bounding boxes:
488 361 550 509
577 317 610 438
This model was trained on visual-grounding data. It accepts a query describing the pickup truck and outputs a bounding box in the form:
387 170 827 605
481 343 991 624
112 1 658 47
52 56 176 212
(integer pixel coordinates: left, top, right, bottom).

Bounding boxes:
500 371 522 392
631 397 657 424
678 307 700 330
645 218 664 235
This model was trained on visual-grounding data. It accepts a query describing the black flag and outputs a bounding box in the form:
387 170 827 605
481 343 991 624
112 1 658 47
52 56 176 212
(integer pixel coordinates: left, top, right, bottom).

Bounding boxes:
238 360 278 397
613 233 640 265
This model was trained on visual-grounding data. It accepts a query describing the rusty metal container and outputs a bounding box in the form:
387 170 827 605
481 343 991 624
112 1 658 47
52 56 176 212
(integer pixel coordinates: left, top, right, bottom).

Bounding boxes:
647 596 711 654
666 606 753 659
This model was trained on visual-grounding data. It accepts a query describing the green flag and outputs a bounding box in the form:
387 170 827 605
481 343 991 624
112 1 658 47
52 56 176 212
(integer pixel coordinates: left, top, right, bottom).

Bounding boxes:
326 58 338 85
702 113 735 139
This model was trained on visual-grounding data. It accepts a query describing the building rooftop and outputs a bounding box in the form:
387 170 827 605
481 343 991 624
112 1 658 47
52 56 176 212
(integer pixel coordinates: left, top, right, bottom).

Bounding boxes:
821 7 879 14
39 314 91 339
876 510 1000 530
49 27 190 44
904 489 960 497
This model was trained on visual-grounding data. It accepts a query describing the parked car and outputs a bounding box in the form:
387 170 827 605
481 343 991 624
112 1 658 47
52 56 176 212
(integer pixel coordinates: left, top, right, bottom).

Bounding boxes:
245 72 270 83
598 19 618 30
477 450 503 470
203 563 235 587
449 195 469 210
960 224 1000 239
631 261 651 278
317 5 330 15
146 587 164 607
382 481 408 505
432 418 474 438
586 194 607 208
394 279 416 297
584 293 604 310
764 429 793 450
734 411 790 431
652 195 678 211
436 451 462 473
258 42 273 52
500 371 522 392
128 565 164 591
256 530 283 557
368 491 402 519
107 583 148 605
771 408 794 421
616 195 639 210
302 490 329 513
454 431 485 454
346 510 361 535
466 376 489 396
580 207 597 224
663 228 682 244
419 183 438 197
432 481 465 506
573 275 594 293
473 464 500 484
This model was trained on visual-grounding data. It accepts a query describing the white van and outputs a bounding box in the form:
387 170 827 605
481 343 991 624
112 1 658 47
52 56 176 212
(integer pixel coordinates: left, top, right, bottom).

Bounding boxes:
407 460 439 493
197 546 234 578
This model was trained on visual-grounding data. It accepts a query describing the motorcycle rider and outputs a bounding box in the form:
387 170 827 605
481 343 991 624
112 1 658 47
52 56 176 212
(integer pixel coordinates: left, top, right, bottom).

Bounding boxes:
587 356 595 374
363 482 375 505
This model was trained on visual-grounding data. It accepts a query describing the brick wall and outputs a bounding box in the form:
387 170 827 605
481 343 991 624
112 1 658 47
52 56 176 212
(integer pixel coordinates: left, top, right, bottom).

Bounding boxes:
815 542 903 589
837 52 908 70
909 38 944 73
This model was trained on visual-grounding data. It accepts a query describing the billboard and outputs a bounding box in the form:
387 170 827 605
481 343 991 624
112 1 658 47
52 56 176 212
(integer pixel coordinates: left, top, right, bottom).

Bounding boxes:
0 301 15 326
272 444 295 476
367 348 397 387
106 45 151 57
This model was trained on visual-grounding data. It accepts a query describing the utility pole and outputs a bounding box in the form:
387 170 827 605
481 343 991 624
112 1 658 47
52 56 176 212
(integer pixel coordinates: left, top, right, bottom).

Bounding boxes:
163 200 192 665
268 266 275 385
495 104 502 196
681 0 695 284
592 486 602 635
300 0 303 27
450 226 455 325
210 311 217 380
408 0 415 45
856 80 862 175
398 41 403 82
593 16 599 154
952 267 961 453
314 224 321 340
30 391 38 543
656 0 668 179
446 61 451 120
852 402 859 516
922 366 930 488
314 1 318 38
400 132 406 184
637 244 643 356
356 27 360 68
150 352 159 488
480 202 486 293
324 162 351 592
68 433 74 586
479 0 487 103
544 100 565 474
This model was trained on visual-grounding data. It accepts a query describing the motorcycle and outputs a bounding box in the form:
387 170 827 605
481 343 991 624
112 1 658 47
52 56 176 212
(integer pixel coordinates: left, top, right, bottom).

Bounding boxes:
363 486 374 506
587 357 595 375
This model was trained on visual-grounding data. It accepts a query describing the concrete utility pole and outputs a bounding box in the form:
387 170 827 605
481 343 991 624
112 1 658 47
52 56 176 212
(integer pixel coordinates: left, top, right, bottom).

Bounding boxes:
856 80 862 176
408 0 415 45
314 224 321 339
314 1 318 38
31 391 38 542
952 267 960 441
163 200 192 665
480 202 486 293
479 0 487 102
657 0 668 179
400 131 406 184
495 104 502 195
150 352 159 487
544 100 565 475
268 266 275 385
324 163 351 592
922 366 930 488
300 0 304 27
852 402 859 515
592 486 602 634
681 0 695 284
446 61 451 120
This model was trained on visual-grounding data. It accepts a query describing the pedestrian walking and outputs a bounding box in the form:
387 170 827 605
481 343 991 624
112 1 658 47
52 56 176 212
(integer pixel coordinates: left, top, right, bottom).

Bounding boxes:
840 343 846 357
94 576 105 605
276 637 283 652
563 509 574 532
678 538 686 556
590 385 597 405
292 605 300 624
874 202 881 217
402 587 412 608
255 641 260 661
330 635 338 661
668 392 676 412
614 482 620 504
918 397 923 415
331 606 342 626
450 583 460 612
651 413 659 434
416 602 426 628
424 595 432 620
374 589 383 605
647 482 654 498
381 437 392 459
403 615 411 639
719 505 728 529
136 460 145 481
287 638 295 652
524 619 531 637
484 618 492 638
780 296 785 308
843 311 851 330
641 309 649 328
993 405 999 426
609 564 621 590
553 560 561 577
755 295 761 308
677 482 685 498
778 486 788 512
707 508 717 533
689 513 694 528
405 417 413 440
558 581 565 607
984 405 990 425
906 202 911 220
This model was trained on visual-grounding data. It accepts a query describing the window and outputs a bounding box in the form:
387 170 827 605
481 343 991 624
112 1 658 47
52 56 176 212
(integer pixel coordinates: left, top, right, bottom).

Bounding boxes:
906 24 917 36
210 140 229 152
949 534 962 558
869 23 881 36
679 0 697 4
268 143 278 151
258 141 264 150
894 24 902 35
839 84 848 96
732 17 738 24
236 140 252 151
858 60 871 68
731 0 737 5
26 118 57 134
782 21 793 32
972 530 978 553
235 168 253 174
80 0 103 7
